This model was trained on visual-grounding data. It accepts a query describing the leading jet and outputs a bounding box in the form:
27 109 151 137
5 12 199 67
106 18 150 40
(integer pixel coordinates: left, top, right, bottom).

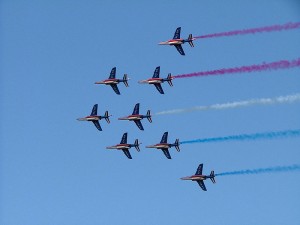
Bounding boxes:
146 132 180 159
77 104 111 131
95 67 129 95
158 27 195 56
118 103 152 130
106 132 141 159
180 163 216 191
138 66 173 94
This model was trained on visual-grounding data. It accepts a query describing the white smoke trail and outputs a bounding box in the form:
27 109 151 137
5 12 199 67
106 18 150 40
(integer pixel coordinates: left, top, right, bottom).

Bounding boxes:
155 93 300 115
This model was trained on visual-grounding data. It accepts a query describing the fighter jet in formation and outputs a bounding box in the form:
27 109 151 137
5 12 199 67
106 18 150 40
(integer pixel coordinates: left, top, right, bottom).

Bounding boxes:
146 132 180 159
138 66 173 94
159 27 195 56
77 104 111 131
106 132 140 159
118 103 152 130
180 163 216 191
95 67 129 95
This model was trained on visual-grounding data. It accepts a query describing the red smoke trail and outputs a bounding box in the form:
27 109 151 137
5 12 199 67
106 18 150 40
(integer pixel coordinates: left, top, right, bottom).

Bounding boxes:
173 58 300 79
195 22 300 39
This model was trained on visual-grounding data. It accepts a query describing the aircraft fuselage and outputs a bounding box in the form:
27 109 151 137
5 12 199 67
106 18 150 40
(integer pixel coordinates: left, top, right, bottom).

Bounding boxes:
147 78 164 84
159 39 184 45
139 78 164 84
180 175 208 181
146 143 170 149
77 116 100 121
95 79 120 85
118 114 143 121
106 144 130 150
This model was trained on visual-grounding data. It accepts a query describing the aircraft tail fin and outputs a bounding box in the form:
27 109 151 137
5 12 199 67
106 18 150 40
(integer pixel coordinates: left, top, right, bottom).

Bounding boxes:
210 171 216 183
174 139 180 152
134 139 141 152
167 73 173 86
123 74 129 87
188 34 194 47
104 111 110 124
146 110 152 123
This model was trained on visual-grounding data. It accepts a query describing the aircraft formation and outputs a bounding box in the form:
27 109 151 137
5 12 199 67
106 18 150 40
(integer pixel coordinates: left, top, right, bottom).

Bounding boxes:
77 24 299 191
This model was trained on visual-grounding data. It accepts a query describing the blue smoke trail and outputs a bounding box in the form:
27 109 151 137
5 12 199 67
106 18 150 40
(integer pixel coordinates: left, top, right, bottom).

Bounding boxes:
216 164 300 176
180 129 300 145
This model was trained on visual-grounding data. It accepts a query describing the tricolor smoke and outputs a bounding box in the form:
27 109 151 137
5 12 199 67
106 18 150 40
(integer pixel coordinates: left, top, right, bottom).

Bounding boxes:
180 129 300 145
156 93 300 115
216 164 300 176
173 58 300 79
195 22 300 39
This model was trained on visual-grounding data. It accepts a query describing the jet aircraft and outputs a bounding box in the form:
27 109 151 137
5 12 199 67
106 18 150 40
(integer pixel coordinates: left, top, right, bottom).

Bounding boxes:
146 132 180 159
138 66 173 94
106 132 140 159
118 103 152 130
95 67 129 95
180 163 216 191
77 104 111 131
158 27 195 55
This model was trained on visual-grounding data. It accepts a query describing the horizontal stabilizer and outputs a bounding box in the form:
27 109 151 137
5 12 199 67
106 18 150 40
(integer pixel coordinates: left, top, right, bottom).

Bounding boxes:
123 74 129 87
104 111 110 123
134 139 140 152
210 171 216 183
147 110 152 123
188 34 194 47
174 139 180 152
167 73 173 87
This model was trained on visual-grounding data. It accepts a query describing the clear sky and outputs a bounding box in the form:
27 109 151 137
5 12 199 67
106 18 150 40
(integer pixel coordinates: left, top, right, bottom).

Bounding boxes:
1 1 300 225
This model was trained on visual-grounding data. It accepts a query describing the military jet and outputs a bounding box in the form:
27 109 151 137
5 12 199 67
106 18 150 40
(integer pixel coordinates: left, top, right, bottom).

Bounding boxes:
118 103 151 130
158 27 195 55
138 66 173 94
77 104 110 131
181 163 216 191
106 132 140 159
146 132 180 159
95 67 129 95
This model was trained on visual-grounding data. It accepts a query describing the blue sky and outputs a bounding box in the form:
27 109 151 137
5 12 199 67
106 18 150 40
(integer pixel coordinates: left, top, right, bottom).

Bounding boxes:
1 1 300 225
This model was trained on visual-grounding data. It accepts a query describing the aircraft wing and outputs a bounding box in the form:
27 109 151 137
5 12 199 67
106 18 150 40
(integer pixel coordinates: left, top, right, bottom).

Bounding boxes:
175 45 185 56
91 104 98 116
195 164 203 175
162 148 171 159
110 84 120 95
154 83 164 94
122 149 132 159
109 67 116 79
197 180 207 191
132 103 140 115
134 120 144 130
173 27 181 39
92 121 102 131
152 66 160 78
160 132 168 143
120 133 128 144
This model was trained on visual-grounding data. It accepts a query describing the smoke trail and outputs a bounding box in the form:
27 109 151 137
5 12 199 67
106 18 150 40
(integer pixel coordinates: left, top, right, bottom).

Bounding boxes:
180 129 300 145
216 164 300 176
174 58 300 79
155 93 300 115
195 22 300 39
